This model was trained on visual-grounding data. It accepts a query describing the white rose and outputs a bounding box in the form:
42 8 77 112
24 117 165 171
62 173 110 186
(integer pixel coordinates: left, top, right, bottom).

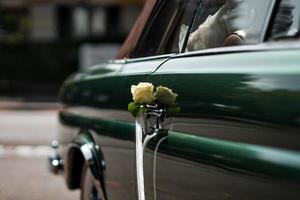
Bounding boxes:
131 82 156 104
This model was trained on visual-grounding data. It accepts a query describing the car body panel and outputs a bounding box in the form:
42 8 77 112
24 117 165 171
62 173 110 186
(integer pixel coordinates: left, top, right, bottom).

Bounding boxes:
142 47 300 199
145 131 300 200
58 47 300 200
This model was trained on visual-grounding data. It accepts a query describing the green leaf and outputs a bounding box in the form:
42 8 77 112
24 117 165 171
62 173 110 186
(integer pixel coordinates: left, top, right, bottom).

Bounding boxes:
128 102 140 117
139 107 148 114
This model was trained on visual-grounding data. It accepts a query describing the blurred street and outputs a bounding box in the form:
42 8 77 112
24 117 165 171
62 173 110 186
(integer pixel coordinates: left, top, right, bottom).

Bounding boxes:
0 102 79 200
0 0 143 199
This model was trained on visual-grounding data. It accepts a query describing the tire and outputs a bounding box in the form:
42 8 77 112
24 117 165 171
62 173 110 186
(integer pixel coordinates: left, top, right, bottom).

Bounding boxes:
80 163 104 200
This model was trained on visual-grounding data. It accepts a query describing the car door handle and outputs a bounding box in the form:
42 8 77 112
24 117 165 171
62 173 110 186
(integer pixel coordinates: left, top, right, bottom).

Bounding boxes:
144 104 164 118
138 104 167 136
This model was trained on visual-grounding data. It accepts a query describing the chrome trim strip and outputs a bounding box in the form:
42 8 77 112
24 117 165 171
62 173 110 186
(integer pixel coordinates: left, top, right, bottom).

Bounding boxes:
60 107 300 151
125 53 175 63
171 41 300 59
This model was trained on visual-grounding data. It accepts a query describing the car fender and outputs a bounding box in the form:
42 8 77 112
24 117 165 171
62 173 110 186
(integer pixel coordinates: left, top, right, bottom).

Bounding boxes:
65 129 107 199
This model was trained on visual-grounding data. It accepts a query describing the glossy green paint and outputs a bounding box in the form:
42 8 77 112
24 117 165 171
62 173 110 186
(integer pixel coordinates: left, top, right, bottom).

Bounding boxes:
59 57 169 109
60 110 300 180
59 47 300 199
143 48 300 199
61 49 300 127
150 49 300 127
60 111 135 141
161 131 300 180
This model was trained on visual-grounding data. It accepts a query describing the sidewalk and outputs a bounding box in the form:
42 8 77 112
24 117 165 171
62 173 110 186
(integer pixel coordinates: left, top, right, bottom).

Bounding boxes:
0 98 80 200
0 100 60 110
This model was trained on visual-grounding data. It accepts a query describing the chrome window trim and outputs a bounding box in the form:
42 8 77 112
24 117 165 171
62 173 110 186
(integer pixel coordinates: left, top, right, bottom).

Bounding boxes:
110 54 175 64
125 53 176 63
171 41 300 59
109 59 126 64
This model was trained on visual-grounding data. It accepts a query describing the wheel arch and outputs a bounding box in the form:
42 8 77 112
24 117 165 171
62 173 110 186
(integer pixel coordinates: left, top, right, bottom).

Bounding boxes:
65 129 107 199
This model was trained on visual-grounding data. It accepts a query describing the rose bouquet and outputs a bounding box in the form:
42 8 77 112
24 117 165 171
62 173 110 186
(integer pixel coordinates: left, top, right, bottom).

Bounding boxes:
128 82 180 117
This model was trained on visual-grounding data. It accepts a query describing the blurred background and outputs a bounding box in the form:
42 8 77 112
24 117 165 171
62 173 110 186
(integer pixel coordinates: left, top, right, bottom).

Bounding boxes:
0 0 143 199
0 0 143 100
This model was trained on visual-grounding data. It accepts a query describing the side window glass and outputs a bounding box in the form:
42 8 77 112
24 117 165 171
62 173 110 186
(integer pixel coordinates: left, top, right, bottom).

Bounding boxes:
186 0 274 52
270 0 300 40
132 0 201 58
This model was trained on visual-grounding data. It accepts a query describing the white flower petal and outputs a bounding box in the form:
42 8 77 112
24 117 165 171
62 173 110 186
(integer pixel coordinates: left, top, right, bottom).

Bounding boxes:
131 85 137 94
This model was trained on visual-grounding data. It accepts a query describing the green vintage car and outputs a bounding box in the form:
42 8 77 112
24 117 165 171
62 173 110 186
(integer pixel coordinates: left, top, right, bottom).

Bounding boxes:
49 0 300 199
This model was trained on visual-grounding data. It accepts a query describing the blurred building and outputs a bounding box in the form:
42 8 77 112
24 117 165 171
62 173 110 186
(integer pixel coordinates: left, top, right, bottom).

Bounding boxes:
0 0 143 100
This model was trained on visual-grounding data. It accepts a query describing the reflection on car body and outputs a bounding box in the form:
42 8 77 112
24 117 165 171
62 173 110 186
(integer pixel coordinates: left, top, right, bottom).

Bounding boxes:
49 0 300 200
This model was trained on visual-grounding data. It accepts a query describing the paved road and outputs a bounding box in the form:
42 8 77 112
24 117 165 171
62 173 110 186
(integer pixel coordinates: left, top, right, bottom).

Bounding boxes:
0 110 58 145
0 109 80 200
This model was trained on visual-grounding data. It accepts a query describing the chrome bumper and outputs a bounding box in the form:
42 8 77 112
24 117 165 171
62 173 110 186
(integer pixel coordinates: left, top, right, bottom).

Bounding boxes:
48 140 64 175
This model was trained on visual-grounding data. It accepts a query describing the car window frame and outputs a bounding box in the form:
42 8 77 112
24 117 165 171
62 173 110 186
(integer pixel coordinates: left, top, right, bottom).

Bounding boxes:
130 0 170 58
113 0 280 65
157 0 202 54
112 0 178 64
170 41 300 60
131 0 202 59
156 4 182 53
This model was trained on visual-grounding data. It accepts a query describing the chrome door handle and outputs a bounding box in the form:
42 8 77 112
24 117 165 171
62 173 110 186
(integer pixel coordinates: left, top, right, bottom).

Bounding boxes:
138 104 167 135
143 104 164 118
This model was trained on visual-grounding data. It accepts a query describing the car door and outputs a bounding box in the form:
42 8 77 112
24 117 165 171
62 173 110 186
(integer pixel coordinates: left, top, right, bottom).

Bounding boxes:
144 0 300 199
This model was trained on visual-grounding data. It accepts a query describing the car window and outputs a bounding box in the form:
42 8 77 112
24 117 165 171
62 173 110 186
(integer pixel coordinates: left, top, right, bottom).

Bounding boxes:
131 0 201 58
269 0 300 40
186 0 274 52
